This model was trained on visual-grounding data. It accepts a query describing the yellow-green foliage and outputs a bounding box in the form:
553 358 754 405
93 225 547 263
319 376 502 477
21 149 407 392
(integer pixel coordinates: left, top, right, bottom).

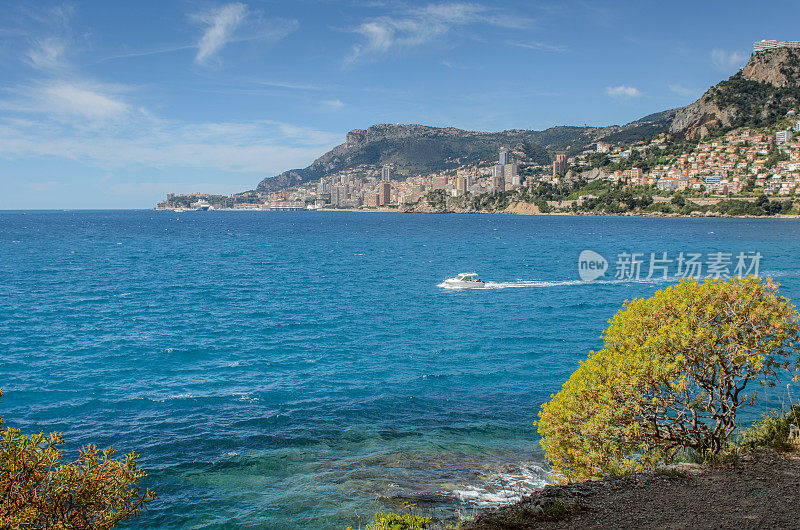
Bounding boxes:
736 404 800 451
365 512 430 530
538 278 800 480
0 389 156 528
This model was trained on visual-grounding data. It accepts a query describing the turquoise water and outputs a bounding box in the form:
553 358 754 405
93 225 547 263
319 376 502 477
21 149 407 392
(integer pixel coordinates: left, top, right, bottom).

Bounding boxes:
2 211 800 528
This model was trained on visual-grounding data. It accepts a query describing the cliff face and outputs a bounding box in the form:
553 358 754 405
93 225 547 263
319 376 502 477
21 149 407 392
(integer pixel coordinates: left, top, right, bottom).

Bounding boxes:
670 47 800 139
668 94 736 139
742 47 800 87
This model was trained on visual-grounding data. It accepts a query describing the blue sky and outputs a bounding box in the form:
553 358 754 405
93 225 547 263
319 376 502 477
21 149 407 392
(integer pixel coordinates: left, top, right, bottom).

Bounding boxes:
1 0 798 208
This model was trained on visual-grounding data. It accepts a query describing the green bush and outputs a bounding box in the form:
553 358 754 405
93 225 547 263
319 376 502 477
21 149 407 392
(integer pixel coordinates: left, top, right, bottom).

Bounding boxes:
736 404 800 451
538 278 800 480
366 512 430 530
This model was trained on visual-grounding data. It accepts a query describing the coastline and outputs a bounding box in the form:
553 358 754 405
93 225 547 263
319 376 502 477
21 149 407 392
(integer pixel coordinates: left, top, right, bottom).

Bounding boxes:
462 448 800 529
155 206 800 219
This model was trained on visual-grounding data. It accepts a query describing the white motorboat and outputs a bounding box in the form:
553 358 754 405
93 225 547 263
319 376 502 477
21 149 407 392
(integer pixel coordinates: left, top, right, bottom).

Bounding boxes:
441 272 485 288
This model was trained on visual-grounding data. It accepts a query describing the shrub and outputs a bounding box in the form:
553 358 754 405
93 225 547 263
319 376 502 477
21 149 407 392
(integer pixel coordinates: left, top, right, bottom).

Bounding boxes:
538 278 800 480
736 404 800 451
0 390 156 528
366 511 430 530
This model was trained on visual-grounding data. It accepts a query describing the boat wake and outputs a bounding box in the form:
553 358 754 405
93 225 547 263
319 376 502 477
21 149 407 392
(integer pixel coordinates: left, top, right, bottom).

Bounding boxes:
483 280 584 289
440 277 681 290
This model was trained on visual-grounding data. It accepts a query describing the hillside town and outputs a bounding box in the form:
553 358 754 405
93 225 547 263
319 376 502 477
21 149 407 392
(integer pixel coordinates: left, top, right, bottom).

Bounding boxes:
156 39 800 215
600 118 800 196
157 116 800 213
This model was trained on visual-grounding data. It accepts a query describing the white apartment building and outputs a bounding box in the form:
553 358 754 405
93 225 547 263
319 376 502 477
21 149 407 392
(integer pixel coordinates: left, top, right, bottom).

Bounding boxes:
754 40 800 52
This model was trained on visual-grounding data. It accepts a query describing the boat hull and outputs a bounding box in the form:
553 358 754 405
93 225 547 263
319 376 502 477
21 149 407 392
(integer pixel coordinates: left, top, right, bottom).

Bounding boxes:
441 279 486 289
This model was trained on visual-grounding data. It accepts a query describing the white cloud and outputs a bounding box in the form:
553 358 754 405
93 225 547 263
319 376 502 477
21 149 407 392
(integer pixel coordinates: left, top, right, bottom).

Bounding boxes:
345 2 530 65
25 37 67 70
321 99 344 110
192 3 298 66
18 4 75 71
507 41 568 53
669 84 699 97
606 85 642 99
0 92 340 174
254 80 324 91
711 49 746 72
37 82 130 121
0 80 134 126
194 3 248 65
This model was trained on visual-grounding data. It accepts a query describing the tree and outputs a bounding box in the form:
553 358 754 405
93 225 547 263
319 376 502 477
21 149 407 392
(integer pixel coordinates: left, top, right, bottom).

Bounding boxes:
0 390 156 528
537 278 800 480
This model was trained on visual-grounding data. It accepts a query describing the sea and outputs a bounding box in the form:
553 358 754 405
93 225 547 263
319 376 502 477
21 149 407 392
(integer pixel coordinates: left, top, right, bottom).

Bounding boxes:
2 210 800 529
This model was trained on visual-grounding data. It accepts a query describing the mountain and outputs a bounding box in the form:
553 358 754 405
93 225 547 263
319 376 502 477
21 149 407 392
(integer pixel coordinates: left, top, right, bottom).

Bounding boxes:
252 47 799 194
254 118 673 193
670 47 800 138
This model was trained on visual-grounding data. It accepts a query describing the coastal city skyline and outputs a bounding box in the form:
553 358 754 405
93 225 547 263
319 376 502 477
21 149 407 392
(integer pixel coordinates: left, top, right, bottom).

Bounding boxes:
1 0 799 209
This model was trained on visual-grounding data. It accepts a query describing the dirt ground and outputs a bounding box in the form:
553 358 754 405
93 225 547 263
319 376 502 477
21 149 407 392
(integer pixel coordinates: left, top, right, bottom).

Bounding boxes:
464 448 800 529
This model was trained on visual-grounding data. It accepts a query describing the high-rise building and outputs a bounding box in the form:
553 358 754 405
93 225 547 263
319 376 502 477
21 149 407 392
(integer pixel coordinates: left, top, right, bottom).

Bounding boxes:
363 193 379 207
777 130 793 144
381 165 392 181
454 176 469 196
378 181 391 205
504 163 520 190
492 165 505 192
430 175 448 190
553 154 567 177
499 147 509 166
331 185 347 206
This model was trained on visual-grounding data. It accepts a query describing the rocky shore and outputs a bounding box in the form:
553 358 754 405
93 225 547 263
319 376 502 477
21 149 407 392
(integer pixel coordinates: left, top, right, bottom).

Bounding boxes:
462 448 800 529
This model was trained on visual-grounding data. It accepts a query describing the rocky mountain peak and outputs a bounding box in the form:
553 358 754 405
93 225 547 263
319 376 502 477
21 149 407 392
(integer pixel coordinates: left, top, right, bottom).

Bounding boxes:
742 47 800 87
670 47 800 139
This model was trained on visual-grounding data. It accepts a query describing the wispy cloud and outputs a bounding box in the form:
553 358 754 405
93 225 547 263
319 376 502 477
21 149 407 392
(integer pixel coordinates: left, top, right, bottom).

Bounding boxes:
38 82 130 121
26 37 67 70
606 85 642 99
345 2 531 65
507 41 568 53
710 49 746 72
0 80 340 174
191 3 298 66
321 98 344 110
194 3 248 65
441 59 475 70
254 80 325 91
19 4 75 71
1 81 132 123
669 84 700 97
98 44 195 63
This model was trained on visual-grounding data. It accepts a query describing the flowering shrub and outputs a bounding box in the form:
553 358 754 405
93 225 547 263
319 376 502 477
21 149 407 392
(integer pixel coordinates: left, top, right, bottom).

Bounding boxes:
366 511 430 529
0 390 156 528
538 278 800 480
